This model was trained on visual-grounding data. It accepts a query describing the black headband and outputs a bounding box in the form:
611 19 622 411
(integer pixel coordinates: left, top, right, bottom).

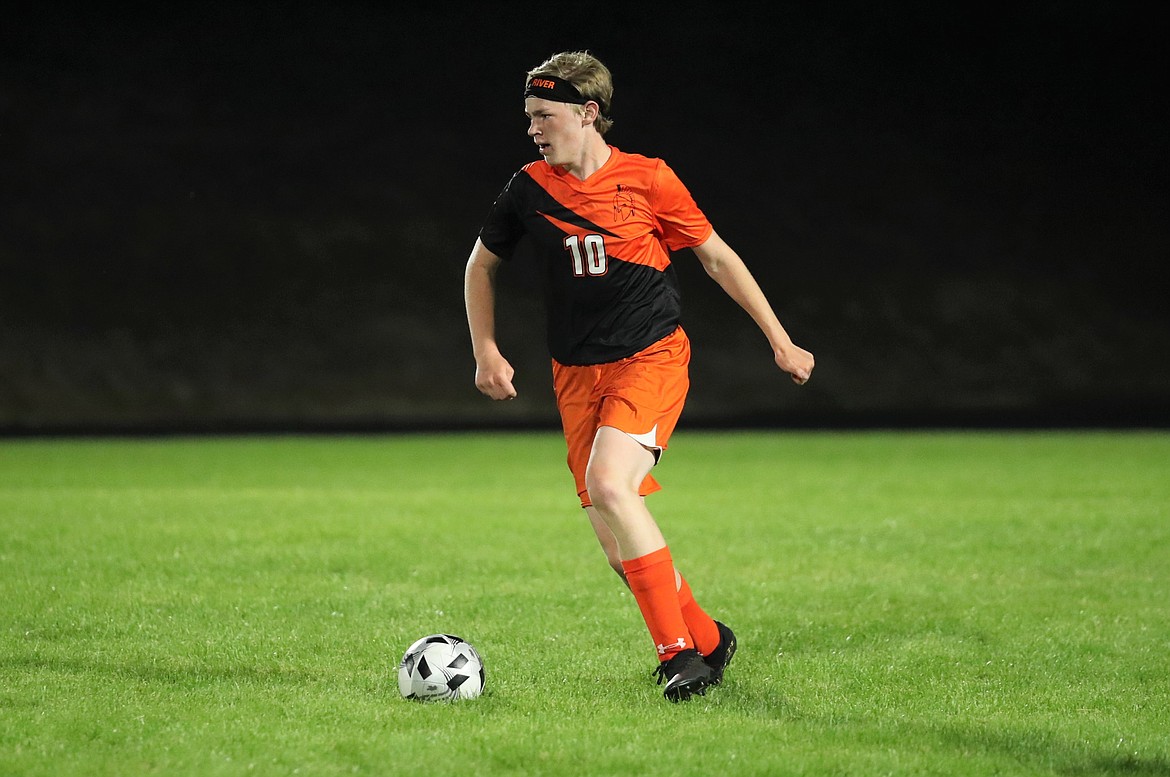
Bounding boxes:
524 74 590 105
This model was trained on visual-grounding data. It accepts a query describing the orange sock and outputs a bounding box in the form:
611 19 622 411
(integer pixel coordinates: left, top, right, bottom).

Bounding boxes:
676 573 720 656
621 547 694 662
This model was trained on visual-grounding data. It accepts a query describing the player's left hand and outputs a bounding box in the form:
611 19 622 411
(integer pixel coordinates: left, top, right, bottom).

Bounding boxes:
775 344 814 385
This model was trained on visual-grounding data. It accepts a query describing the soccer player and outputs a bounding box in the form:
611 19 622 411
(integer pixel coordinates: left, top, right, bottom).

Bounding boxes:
464 51 814 702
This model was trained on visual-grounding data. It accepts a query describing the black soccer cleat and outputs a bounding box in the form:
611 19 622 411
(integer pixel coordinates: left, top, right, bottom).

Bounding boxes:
703 621 737 686
653 648 714 702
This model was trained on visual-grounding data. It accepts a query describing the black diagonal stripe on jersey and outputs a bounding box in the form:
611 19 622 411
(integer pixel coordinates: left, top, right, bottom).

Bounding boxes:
480 165 682 364
520 174 621 238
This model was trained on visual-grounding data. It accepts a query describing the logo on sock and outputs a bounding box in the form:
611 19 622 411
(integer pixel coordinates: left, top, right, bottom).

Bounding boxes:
656 638 687 655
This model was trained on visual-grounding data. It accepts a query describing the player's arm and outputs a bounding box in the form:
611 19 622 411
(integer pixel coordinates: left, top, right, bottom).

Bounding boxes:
464 238 518 400
692 230 814 385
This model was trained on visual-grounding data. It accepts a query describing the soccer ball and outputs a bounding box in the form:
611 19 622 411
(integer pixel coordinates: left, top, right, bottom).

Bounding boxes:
397 634 485 701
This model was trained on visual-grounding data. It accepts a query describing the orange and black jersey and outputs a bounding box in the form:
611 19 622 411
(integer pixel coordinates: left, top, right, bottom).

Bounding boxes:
479 146 713 366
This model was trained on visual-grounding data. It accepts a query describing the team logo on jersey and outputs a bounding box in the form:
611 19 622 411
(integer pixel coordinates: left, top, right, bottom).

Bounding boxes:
613 184 636 222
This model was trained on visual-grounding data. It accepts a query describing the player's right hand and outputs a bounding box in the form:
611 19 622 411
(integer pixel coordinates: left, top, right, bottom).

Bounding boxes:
474 354 518 400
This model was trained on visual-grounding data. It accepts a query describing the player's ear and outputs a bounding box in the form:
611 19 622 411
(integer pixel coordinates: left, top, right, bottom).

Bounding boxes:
582 101 600 126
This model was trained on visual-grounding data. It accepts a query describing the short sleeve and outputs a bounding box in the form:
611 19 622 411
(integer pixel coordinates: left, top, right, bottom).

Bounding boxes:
651 161 713 251
478 171 527 259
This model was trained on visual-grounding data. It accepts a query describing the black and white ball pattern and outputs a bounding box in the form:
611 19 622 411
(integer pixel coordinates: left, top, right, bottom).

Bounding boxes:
398 634 485 701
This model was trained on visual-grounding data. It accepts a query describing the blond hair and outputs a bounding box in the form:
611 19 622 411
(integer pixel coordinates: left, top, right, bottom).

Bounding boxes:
526 51 615 135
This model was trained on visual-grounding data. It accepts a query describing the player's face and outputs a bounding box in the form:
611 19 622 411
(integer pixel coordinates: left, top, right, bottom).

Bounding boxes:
525 97 586 167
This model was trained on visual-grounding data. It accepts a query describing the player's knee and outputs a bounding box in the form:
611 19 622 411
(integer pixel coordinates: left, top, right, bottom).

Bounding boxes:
584 467 635 514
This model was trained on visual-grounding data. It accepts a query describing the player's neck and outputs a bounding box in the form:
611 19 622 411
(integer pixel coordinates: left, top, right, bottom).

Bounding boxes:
561 137 611 181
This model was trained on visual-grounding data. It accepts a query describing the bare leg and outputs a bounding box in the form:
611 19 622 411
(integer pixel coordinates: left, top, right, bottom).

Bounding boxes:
584 426 667 560
585 505 628 585
587 504 688 592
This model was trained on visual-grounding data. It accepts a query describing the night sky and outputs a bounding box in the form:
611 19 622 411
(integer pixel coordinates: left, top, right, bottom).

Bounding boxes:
2 3 1167 431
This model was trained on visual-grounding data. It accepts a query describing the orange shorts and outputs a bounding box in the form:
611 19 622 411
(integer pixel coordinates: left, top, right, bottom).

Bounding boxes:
551 326 690 507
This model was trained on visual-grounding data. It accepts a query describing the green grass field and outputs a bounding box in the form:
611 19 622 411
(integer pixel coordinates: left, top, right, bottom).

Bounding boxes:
2 431 1168 775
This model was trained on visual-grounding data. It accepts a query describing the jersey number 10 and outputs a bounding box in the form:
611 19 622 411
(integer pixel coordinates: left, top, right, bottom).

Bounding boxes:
564 234 608 277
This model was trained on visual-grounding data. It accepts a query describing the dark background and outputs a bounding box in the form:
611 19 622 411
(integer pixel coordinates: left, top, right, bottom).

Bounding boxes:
2 3 1167 433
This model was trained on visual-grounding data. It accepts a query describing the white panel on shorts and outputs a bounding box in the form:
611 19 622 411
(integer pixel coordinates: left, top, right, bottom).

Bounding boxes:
623 424 663 464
